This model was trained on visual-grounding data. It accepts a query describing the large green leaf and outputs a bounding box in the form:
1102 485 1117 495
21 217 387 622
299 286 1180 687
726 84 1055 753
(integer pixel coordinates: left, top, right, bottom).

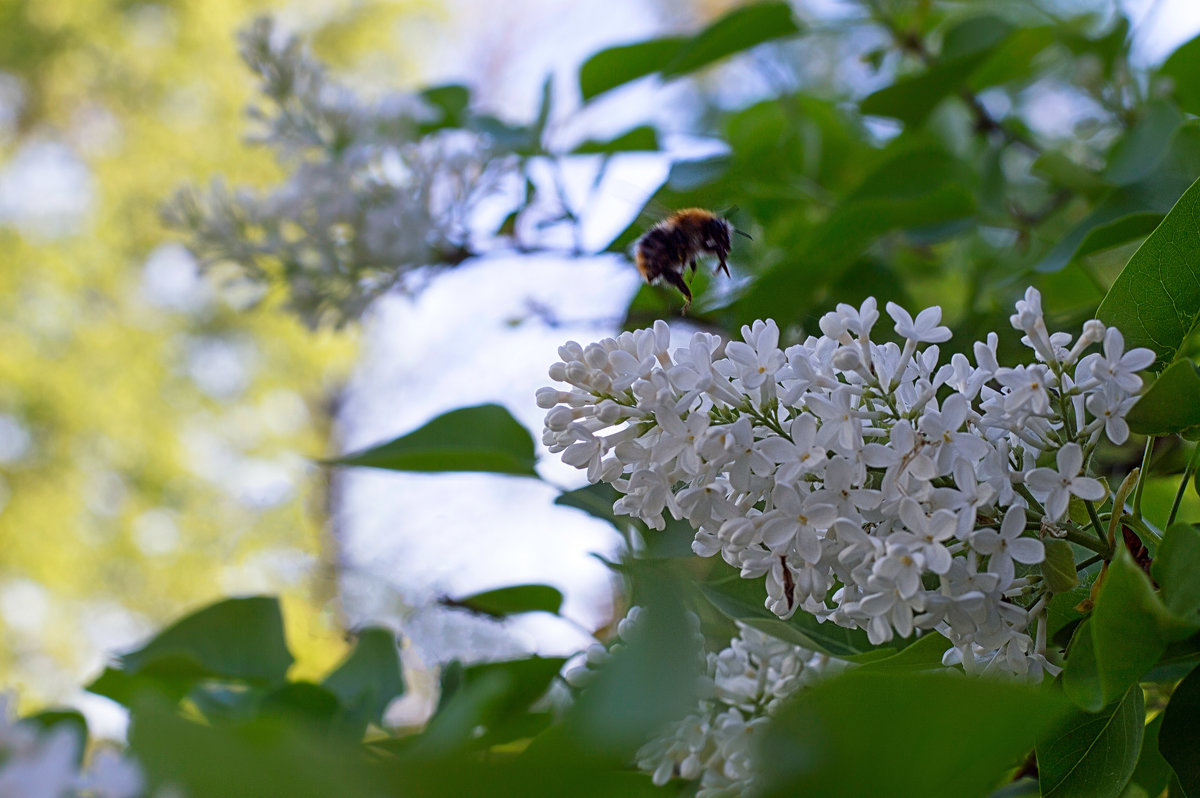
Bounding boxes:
322 627 405 733
328 404 539 478
759 670 1069 798
1126 360 1200 437
698 574 878 659
1159 662 1200 796
1037 686 1144 798
1097 175 1200 370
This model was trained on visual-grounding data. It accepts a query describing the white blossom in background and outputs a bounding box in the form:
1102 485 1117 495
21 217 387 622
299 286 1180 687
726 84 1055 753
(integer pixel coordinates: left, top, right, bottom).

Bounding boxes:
165 17 510 328
0 693 143 798
567 610 843 796
541 288 1153 681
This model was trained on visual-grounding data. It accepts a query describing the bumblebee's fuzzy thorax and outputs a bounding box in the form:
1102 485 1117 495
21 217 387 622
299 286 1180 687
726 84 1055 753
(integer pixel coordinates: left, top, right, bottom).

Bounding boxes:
633 209 736 312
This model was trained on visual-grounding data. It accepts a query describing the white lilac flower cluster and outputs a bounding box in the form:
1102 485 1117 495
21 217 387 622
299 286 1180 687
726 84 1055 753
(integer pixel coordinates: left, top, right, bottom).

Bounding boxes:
0 694 143 798
164 17 507 328
568 610 841 796
540 289 1154 679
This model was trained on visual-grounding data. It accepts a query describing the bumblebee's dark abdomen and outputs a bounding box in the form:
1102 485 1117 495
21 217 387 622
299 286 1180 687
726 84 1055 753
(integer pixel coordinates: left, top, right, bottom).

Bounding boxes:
637 225 690 268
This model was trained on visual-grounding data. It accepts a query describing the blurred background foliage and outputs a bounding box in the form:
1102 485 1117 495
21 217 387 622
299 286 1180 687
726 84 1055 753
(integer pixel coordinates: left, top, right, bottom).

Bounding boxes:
0 0 456 706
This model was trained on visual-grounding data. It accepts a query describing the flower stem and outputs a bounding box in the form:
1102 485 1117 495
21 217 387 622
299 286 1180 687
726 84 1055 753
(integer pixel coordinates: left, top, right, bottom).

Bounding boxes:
1062 526 1111 556
1133 435 1154 519
1084 500 1107 546
1166 442 1200 528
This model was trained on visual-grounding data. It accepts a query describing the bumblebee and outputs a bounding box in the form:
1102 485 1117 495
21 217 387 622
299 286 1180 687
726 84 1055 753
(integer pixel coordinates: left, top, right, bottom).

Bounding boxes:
634 208 748 311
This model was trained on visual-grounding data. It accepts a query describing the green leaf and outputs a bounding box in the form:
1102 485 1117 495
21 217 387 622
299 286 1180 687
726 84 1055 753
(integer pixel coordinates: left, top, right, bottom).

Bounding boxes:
259 682 342 729
577 2 801 100
117 596 293 685
1037 685 1144 798
441 584 564 617
1126 360 1200 437
1159 662 1200 796
854 631 950 672
1161 33 1200 117
578 38 686 101
1042 539 1081 594
1073 213 1165 262
1096 175 1200 370
129 697 387 798
1033 152 1109 195
328 404 539 478
417 84 471 133
1085 550 1199 707
1063 618 1105 712
1152 522 1200 621
861 16 1012 125
1047 583 1092 647
698 575 879 659
554 483 624 529
759 670 1069 798
322 627 404 731
553 565 702 761
659 2 802 78
1128 713 1172 798
571 126 659 154
738 182 973 325
1103 102 1184 186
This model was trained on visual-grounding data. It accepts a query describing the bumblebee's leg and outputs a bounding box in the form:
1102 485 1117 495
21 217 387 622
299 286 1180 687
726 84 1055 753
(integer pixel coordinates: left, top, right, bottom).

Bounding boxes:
661 268 693 312
688 257 698 274
716 256 730 277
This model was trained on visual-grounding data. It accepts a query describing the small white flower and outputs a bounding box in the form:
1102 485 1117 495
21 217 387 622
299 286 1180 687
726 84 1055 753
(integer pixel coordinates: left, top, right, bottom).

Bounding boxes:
1024 443 1106 520
971 506 1045 585
887 301 951 343
1091 327 1155 393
